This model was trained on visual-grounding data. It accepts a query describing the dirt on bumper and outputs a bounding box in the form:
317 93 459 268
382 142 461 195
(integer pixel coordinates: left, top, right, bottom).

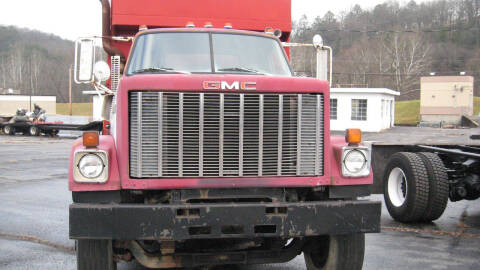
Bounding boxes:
70 200 381 240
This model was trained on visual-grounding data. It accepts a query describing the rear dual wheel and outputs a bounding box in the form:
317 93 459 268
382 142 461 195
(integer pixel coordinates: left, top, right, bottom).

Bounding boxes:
384 152 448 223
417 152 449 221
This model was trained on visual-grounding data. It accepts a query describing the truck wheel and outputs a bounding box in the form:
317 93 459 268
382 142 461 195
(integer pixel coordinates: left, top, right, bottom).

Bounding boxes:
3 125 15 135
304 234 364 270
383 152 429 223
29 126 40 136
76 240 116 270
417 152 449 222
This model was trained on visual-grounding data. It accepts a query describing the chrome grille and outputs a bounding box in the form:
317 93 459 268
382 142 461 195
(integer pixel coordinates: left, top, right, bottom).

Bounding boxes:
129 92 324 178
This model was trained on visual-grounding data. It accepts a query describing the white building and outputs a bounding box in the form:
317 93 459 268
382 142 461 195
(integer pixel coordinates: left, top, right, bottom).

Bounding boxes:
330 88 400 132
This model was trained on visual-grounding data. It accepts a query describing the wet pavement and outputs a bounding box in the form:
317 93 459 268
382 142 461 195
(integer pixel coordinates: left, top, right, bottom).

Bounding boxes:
0 135 479 270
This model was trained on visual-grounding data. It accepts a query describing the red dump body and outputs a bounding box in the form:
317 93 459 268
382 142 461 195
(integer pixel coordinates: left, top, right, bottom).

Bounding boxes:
110 0 292 60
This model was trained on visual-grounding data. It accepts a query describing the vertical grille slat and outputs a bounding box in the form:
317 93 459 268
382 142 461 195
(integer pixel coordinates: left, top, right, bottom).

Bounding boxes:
239 94 244 177
129 92 324 178
300 94 319 176
219 94 224 176
262 95 279 175
178 93 184 177
258 94 264 176
158 92 163 177
204 94 220 176
223 94 240 176
199 93 204 177
277 95 283 176
162 93 179 177
296 94 302 176
183 93 200 176
244 94 260 176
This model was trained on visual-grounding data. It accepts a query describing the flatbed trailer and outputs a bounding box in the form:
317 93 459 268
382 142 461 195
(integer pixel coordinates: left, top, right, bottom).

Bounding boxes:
365 126 480 223
0 121 103 136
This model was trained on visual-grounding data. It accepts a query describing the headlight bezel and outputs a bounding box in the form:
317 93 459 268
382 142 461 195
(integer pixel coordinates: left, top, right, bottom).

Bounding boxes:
73 150 109 183
341 146 370 178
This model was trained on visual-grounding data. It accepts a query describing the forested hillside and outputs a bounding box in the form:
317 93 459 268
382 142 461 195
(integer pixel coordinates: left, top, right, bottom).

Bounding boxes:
0 26 96 102
291 0 480 99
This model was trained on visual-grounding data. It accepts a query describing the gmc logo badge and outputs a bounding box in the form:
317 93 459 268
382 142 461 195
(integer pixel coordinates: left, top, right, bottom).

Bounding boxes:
203 81 257 90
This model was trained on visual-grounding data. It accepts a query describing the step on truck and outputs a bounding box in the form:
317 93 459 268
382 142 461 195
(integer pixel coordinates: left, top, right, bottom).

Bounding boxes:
69 0 381 269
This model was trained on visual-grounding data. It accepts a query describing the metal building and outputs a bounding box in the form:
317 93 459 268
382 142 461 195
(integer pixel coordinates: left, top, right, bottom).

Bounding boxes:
0 95 56 116
420 76 474 124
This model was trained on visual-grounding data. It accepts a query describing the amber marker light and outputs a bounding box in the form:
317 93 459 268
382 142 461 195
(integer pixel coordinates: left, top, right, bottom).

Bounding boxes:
186 21 195 28
83 131 99 148
224 23 233 29
346 128 362 144
204 22 213 28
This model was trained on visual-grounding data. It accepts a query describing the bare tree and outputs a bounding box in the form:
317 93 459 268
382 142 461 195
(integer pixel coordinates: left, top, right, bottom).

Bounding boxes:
30 51 42 95
382 34 431 92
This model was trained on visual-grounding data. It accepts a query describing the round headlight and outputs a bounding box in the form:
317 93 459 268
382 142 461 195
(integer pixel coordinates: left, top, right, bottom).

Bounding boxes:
78 154 104 178
344 150 367 174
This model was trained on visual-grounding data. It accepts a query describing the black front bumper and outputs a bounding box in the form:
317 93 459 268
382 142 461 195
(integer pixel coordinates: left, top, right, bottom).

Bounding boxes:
70 200 381 240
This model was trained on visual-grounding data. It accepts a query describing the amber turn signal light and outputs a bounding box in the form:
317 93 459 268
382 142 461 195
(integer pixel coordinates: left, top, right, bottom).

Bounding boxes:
346 128 362 144
83 131 99 148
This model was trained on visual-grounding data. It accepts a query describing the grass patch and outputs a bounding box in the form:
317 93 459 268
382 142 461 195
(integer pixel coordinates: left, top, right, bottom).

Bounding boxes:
395 100 420 125
475 97 480 115
395 97 480 125
56 103 92 116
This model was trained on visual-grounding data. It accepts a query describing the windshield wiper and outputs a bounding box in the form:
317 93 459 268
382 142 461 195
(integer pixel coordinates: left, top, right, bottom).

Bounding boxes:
217 67 263 74
132 67 191 74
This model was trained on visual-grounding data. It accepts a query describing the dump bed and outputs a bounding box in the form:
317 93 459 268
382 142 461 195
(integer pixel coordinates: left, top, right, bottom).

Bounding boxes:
111 0 291 34
109 0 292 59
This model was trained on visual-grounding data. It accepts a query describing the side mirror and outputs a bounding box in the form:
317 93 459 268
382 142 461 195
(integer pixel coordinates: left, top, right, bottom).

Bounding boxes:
313 34 323 48
74 38 96 84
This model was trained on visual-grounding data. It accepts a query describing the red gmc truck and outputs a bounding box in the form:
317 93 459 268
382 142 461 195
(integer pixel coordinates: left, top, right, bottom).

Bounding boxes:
69 0 381 269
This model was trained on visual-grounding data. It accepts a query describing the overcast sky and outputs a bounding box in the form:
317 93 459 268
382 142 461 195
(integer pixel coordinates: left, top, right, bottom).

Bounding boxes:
0 0 427 41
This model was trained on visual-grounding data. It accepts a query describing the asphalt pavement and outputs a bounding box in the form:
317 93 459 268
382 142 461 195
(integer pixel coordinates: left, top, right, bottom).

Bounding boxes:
0 135 479 270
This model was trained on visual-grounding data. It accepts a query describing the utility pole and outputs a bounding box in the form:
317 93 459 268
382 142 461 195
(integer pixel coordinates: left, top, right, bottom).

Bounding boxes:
69 64 73 116
476 0 479 49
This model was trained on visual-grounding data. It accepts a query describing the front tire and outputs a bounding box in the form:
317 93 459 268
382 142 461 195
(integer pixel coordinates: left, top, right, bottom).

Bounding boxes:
3 125 15 135
76 239 116 270
29 126 39 136
304 234 365 270
383 152 429 223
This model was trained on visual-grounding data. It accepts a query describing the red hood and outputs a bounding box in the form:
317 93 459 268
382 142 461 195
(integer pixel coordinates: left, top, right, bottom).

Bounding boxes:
118 74 329 93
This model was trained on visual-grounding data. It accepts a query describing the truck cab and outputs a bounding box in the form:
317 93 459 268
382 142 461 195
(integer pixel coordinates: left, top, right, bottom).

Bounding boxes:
69 1 381 269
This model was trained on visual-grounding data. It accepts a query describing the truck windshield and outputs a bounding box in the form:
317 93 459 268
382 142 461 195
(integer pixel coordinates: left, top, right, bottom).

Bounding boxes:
127 32 292 77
